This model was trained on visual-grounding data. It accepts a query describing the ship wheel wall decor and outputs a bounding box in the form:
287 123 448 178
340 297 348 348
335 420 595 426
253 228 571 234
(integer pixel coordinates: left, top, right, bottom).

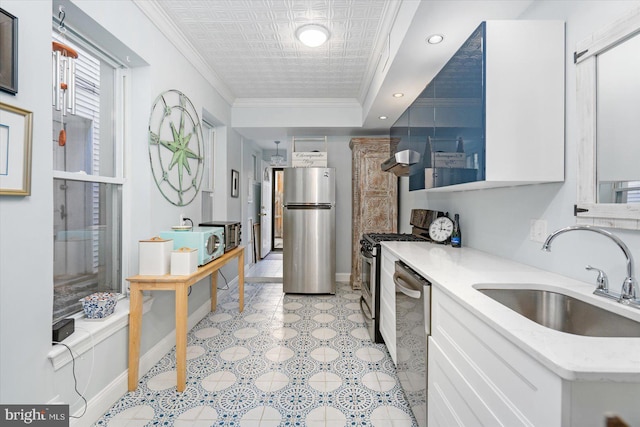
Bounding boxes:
148 90 204 206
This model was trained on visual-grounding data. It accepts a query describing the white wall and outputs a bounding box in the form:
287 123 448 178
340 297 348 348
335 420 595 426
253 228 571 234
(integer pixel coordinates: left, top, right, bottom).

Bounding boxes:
400 0 640 293
0 0 239 417
0 0 55 407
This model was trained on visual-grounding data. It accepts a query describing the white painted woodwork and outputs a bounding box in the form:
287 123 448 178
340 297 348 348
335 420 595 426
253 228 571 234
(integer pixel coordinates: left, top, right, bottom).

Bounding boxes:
260 161 272 258
429 287 562 426
379 247 398 363
429 285 640 427
575 7 640 230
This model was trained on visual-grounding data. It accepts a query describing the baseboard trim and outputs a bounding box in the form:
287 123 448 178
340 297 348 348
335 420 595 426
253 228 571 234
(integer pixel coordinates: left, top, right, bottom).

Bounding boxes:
336 273 351 283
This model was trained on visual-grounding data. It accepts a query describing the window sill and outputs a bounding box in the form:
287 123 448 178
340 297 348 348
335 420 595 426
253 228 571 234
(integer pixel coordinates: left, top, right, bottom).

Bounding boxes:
48 296 153 371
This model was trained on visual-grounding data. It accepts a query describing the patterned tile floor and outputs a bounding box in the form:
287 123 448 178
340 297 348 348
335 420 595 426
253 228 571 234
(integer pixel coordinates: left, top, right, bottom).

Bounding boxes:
93 281 416 426
245 254 283 283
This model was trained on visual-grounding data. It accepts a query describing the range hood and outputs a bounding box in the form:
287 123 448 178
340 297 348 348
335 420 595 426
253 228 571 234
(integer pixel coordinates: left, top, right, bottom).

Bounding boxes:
381 150 421 176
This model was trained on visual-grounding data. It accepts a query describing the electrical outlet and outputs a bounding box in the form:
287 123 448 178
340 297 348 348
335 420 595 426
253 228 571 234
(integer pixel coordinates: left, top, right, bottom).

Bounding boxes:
530 219 548 243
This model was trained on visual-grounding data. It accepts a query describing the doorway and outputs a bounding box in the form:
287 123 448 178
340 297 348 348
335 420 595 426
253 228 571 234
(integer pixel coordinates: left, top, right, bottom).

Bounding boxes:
246 167 284 283
272 168 284 250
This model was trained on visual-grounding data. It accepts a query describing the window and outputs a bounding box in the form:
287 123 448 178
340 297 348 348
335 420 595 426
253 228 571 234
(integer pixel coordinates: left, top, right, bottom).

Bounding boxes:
52 31 126 322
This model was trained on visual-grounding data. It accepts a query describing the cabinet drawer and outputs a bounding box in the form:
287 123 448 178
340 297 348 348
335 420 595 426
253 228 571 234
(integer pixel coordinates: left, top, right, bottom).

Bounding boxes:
431 288 561 426
429 338 496 426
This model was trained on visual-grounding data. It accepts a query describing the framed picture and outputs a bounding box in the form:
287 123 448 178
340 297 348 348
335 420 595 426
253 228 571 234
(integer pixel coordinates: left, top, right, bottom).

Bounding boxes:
0 8 18 95
0 103 33 196
231 169 239 198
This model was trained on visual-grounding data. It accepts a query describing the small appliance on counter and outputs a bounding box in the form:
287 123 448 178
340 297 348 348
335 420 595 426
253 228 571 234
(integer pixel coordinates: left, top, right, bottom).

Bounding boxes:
199 221 241 252
160 227 224 266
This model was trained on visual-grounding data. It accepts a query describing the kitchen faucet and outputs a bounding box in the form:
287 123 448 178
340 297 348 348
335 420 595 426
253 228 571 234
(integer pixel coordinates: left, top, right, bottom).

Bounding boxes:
542 225 639 307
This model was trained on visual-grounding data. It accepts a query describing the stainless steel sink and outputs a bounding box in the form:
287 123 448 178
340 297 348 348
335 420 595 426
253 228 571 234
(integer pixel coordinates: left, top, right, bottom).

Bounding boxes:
477 287 640 337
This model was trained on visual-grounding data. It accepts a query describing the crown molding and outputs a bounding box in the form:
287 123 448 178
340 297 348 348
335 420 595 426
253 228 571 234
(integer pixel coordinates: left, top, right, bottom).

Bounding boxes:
132 0 236 104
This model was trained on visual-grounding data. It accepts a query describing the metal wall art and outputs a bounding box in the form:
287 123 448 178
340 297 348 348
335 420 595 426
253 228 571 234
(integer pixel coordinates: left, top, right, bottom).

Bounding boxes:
148 90 204 206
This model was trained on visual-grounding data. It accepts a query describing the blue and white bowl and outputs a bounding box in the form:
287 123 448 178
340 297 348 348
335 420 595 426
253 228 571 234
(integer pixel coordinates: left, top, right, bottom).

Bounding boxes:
80 292 118 319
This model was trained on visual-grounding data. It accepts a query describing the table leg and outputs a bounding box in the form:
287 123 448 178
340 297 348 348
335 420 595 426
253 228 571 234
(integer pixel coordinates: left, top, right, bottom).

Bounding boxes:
211 272 218 312
128 284 143 391
238 248 244 312
175 282 188 392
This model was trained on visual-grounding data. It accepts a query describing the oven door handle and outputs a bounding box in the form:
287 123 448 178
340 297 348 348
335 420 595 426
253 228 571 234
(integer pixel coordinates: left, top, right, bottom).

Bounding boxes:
359 296 373 320
394 273 422 299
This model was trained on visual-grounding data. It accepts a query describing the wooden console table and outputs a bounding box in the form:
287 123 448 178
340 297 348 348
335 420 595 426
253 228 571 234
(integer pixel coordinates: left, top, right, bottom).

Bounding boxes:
126 246 244 392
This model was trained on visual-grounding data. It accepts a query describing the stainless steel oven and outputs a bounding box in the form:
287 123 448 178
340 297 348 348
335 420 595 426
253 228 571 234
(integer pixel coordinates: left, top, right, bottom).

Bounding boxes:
358 210 441 344
359 237 379 342
360 231 429 344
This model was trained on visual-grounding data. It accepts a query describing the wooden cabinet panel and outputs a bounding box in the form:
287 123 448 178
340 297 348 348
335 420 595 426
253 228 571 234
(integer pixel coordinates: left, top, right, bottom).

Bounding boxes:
349 138 397 289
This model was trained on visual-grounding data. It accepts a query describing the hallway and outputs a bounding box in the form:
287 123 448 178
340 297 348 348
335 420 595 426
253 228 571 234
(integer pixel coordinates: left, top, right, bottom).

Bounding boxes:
245 252 283 283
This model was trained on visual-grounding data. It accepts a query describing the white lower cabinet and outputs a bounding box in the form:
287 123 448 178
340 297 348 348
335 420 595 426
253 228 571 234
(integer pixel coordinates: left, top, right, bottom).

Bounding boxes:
379 248 398 363
429 287 562 426
429 287 640 426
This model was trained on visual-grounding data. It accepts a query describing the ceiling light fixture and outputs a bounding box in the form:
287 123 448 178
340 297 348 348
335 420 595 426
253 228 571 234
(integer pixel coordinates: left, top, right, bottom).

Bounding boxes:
270 140 285 166
392 93 404 98
296 24 330 47
427 34 444 44
379 116 388 120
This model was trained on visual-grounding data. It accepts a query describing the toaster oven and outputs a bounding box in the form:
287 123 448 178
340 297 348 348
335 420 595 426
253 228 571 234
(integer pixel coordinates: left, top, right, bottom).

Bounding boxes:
159 227 225 266
199 221 241 252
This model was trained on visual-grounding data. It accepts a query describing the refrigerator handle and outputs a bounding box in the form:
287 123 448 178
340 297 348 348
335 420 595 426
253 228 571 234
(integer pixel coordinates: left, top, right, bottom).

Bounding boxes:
284 204 333 210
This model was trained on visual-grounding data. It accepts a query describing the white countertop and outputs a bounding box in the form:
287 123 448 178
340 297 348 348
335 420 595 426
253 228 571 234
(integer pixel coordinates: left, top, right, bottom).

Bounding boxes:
381 241 640 382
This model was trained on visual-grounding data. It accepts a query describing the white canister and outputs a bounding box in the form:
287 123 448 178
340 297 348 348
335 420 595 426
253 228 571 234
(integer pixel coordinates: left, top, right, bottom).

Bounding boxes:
171 247 198 275
138 237 173 275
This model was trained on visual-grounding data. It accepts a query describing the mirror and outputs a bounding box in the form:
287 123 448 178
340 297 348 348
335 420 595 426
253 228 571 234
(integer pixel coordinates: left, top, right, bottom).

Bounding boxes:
575 7 640 229
596 31 640 203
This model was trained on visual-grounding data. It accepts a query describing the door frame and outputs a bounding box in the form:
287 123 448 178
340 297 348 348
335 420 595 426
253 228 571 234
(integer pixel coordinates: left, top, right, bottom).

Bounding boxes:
271 167 284 251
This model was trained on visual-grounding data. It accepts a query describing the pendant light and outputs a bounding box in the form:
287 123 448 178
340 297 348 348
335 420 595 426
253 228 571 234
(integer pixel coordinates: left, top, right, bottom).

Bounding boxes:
270 141 285 166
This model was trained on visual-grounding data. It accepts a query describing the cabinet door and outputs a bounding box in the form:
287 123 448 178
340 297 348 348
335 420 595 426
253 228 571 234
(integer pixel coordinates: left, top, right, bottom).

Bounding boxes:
393 20 564 191
429 287 562 426
379 248 398 363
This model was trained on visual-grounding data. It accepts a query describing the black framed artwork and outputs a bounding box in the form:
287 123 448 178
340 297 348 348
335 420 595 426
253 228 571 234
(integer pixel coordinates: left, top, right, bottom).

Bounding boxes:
0 8 18 95
231 169 239 198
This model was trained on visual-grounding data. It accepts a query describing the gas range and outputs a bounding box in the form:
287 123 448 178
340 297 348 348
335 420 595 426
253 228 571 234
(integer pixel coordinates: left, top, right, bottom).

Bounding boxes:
361 233 427 254
358 210 442 344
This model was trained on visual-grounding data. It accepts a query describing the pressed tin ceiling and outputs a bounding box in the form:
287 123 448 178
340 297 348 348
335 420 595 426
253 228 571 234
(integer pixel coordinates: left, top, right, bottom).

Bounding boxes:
151 0 393 100
133 0 534 145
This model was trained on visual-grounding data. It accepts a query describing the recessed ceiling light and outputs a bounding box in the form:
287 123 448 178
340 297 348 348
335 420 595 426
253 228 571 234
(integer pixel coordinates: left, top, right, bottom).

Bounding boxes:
296 24 330 47
427 34 444 44
379 115 388 120
392 93 404 98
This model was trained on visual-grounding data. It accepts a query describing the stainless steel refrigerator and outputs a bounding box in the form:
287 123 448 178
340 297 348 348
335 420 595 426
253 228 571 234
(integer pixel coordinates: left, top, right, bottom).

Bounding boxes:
283 167 336 294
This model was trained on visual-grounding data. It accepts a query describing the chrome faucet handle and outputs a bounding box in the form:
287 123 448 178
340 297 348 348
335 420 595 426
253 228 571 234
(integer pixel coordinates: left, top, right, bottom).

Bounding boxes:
585 265 609 292
621 277 638 301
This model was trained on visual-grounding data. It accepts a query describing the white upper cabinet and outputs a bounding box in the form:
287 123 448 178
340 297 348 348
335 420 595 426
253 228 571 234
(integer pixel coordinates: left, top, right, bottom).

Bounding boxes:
391 20 565 192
